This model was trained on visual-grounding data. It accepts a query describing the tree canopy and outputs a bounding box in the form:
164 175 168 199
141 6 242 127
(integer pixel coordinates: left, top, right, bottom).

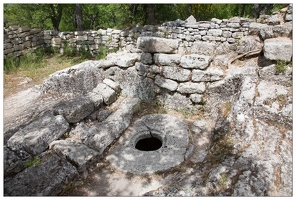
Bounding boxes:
4 4 287 31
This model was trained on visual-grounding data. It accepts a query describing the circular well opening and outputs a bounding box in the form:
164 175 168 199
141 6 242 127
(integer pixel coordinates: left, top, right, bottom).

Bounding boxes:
135 135 162 151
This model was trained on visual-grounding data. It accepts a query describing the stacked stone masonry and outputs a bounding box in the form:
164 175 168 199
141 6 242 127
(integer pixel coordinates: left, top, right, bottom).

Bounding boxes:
4 5 292 59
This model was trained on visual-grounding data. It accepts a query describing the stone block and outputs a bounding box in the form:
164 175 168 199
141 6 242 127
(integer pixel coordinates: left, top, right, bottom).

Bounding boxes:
49 139 100 171
192 68 224 82
190 94 204 103
155 75 178 91
154 53 181 65
51 38 62 46
91 83 117 105
162 65 191 82
54 96 95 123
18 26 30 33
103 78 121 93
180 54 211 70
84 98 140 154
7 113 69 155
236 35 263 54
137 37 179 53
208 29 223 36
263 37 292 62
177 82 206 94
141 53 153 64
189 41 216 55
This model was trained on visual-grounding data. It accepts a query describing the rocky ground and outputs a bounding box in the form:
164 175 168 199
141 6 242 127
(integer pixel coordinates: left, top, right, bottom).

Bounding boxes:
3 55 292 196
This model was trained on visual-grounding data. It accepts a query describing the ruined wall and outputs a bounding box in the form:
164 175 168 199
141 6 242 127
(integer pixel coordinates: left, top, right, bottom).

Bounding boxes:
4 4 292 59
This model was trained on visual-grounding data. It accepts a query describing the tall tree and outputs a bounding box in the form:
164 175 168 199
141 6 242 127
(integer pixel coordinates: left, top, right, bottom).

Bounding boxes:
240 4 246 17
144 4 156 25
75 4 84 31
49 4 63 31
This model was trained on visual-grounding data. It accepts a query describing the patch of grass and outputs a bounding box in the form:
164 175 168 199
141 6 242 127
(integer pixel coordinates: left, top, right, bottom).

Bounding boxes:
275 60 290 74
208 134 235 166
134 100 168 118
24 156 41 168
218 173 228 189
179 108 194 119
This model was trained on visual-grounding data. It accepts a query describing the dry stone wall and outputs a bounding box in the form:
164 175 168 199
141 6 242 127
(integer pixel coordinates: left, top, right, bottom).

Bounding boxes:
4 4 292 59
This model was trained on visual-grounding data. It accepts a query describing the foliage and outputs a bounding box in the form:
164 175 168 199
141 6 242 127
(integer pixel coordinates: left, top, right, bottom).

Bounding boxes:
4 4 287 31
4 46 49 73
24 156 41 168
275 60 290 74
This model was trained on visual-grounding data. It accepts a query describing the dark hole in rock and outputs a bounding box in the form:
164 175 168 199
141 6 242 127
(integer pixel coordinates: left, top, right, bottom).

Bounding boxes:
135 137 162 151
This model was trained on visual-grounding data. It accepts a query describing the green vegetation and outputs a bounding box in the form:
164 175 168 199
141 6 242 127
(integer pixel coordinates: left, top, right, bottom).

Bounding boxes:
4 4 287 31
4 44 108 74
218 173 229 189
208 134 235 166
24 156 41 168
275 60 291 74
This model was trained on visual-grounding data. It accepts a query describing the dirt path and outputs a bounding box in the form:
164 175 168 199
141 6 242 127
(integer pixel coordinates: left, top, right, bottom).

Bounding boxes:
61 162 164 196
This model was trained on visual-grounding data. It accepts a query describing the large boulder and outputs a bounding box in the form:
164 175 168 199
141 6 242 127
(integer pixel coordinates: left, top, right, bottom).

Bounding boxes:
137 37 179 53
263 37 292 61
7 113 69 155
41 60 103 95
54 96 95 123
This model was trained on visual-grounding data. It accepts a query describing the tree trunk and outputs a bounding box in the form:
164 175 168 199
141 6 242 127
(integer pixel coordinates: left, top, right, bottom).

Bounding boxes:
240 4 246 17
260 4 274 15
49 4 63 31
145 4 156 25
252 4 260 18
75 4 84 31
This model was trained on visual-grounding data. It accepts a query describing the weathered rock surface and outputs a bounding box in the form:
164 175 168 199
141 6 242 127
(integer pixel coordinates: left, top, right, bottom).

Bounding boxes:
263 37 292 61
137 37 179 53
49 139 100 172
54 97 95 123
154 75 178 91
89 83 117 105
4 153 78 196
101 52 141 68
192 68 224 82
162 65 191 82
82 98 141 154
7 113 69 155
4 146 33 178
41 60 103 95
180 54 211 69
